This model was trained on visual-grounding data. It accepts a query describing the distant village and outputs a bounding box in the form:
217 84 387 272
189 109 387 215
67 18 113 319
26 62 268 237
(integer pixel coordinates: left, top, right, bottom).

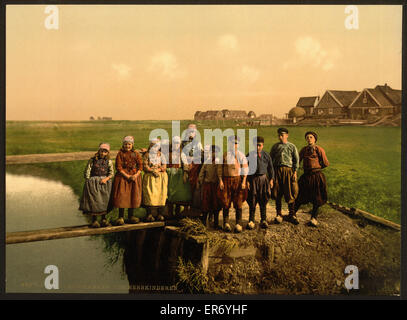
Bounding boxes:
89 116 113 121
194 83 402 126
88 83 401 126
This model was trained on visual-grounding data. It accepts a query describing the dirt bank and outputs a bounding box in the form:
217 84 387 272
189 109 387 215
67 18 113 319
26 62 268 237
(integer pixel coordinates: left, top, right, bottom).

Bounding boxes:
196 204 400 295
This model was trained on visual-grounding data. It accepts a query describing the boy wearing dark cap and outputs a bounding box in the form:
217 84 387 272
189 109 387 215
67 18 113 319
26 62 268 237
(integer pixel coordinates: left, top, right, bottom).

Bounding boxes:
246 136 274 229
293 131 329 227
270 128 300 225
217 135 249 233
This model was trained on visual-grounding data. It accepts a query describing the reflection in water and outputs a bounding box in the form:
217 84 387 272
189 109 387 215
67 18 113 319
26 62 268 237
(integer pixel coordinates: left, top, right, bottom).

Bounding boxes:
100 225 181 294
6 173 129 293
121 228 208 294
123 229 177 293
6 174 83 232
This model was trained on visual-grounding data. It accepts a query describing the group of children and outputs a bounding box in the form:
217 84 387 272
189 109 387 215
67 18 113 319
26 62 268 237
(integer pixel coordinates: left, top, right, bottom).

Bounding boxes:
79 125 329 231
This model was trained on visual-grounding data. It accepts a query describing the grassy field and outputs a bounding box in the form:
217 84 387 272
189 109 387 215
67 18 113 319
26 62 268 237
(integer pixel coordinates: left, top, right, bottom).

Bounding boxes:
6 120 402 223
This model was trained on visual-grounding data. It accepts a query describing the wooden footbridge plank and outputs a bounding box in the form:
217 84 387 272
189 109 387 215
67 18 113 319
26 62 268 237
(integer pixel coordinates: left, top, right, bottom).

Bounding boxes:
6 222 165 244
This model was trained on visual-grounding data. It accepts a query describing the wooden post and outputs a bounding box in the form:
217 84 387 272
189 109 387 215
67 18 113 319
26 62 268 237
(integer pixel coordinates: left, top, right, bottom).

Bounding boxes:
327 201 400 231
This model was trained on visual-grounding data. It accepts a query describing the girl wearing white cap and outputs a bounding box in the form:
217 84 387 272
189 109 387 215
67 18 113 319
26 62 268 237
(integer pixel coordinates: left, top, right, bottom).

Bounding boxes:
142 138 169 221
79 142 114 228
112 136 143 225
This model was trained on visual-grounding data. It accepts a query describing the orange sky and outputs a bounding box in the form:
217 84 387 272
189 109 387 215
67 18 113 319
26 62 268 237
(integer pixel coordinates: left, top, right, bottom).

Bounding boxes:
6 5 402 120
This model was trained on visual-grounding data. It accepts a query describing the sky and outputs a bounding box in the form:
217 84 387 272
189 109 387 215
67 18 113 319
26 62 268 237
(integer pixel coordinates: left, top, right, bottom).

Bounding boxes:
6 5 402 120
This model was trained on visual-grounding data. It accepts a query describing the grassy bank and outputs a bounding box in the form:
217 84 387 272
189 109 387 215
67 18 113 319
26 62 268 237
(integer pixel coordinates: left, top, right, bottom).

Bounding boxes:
6 121 401 223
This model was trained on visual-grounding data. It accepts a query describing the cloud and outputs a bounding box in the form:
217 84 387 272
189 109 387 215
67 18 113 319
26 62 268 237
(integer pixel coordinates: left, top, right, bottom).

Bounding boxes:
284 36 341 71
149 52 187 80
218 34 238 51
237 65 260 83
112 63 131 78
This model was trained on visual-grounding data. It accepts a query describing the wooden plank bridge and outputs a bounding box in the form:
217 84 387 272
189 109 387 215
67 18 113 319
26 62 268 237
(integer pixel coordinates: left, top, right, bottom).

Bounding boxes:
6 221 165 245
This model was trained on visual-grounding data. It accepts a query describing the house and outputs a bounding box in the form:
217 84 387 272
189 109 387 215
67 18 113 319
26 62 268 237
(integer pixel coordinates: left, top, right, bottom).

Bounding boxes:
222 109 248 120
194 110 224 120
376 84 402 114
348 84 402 120
314 90 359 118
206 110 224 119
296 96 319 117
257 114 274 125
194 109 255 121
194 111 202 120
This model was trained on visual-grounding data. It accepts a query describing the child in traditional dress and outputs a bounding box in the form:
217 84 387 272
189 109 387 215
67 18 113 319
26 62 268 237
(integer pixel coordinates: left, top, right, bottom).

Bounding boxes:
293 131 329 227
217 135 249 233
80 143 114 228
166 136 192 219
270 128 300 225
246 136 274 229
181 124 203 209
112 136 143 225
142 138 168 222
197 145 221 228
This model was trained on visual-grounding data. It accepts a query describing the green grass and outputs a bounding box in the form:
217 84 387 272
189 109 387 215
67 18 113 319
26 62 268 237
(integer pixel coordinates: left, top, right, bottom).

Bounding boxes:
6 121 401 223
6 120 179 155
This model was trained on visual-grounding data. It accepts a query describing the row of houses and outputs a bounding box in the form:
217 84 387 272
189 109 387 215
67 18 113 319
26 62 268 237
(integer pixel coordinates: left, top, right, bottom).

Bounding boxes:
194 109 279 126
290 84 402 121
194 109 256 121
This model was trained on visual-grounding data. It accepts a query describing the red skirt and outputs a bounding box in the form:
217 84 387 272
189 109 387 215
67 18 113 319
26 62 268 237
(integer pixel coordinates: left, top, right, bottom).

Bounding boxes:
201 182 221 213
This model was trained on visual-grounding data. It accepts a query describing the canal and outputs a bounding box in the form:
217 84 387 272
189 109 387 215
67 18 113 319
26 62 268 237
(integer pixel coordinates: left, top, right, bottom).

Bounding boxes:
6 173 129 293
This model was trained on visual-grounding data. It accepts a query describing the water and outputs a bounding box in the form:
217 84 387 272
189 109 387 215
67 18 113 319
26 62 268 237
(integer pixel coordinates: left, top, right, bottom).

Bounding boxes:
6 173 129 293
